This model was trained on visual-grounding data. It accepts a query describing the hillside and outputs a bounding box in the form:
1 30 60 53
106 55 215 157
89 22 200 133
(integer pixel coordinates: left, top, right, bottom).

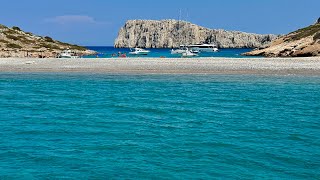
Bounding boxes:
114 19 278 48
244 19 320 57
0 24 95 58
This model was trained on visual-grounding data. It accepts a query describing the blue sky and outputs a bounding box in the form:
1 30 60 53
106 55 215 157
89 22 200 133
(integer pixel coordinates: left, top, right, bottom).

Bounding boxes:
1 0 319 46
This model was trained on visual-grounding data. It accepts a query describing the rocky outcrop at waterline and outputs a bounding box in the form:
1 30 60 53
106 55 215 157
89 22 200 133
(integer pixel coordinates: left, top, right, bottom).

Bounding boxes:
0 24 96 58
114 19 278 48
244 18 320 57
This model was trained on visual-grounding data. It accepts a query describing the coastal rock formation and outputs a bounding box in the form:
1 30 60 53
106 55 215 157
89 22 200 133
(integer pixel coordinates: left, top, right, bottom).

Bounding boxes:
0 24 95 58
114 19 278 48
244 19 320 57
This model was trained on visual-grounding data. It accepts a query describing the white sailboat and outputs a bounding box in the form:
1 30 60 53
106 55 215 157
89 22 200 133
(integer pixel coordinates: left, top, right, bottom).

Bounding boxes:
172 11 198 57
171 10 186 55
171 11 218 56
171 46 187 54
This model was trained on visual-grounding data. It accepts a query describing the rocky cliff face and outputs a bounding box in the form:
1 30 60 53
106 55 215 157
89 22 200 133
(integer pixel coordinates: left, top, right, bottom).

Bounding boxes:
244 21 320 57
114 20 278 48
0 24 95 58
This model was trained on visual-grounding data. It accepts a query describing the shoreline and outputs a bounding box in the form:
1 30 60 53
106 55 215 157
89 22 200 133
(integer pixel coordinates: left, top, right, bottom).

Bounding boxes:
1 57 320 75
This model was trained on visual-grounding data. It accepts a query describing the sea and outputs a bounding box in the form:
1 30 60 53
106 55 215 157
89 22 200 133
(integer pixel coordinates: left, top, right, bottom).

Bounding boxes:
84 46 255 58
1 73 319 179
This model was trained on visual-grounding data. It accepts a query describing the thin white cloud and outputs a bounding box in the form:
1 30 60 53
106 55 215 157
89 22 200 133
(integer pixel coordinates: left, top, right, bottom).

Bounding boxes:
45 15 106 25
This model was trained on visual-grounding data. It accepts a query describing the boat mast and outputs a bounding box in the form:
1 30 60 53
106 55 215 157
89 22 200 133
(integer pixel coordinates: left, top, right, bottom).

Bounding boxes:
178 9 182 48
185 10 189 47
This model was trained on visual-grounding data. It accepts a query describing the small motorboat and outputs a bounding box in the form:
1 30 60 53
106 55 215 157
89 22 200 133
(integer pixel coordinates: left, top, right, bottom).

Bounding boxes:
171 48 186 54
129 48 150 55
181 48 198 57
171 45 188 54
58 49 79 58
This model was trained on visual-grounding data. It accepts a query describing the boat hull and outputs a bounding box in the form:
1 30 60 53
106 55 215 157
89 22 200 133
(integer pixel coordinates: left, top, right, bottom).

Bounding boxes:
189 47 219 52
171 49 186 54
181 51 198 57
129 52 149 55
184 44 219 52
129 48 150 55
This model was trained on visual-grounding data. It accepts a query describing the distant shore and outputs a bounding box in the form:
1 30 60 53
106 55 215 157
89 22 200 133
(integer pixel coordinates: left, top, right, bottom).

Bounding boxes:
1 57 320 75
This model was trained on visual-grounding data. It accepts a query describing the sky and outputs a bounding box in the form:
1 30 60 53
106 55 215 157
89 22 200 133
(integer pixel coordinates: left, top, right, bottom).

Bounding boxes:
0 0 319 46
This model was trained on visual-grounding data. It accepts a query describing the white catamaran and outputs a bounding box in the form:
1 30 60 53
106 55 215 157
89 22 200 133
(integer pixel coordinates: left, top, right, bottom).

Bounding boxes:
187 43 219 52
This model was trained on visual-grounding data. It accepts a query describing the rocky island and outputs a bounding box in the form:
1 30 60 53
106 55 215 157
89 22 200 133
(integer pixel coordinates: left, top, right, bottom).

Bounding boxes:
114 19 278 48
244 18 320 57
0 24 96 58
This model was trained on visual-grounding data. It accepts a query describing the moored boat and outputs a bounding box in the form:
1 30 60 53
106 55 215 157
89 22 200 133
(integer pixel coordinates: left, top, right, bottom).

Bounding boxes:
181 48 198 57
129 48 150 55
58 49 79 58
171 46 188 54
187 43 219 52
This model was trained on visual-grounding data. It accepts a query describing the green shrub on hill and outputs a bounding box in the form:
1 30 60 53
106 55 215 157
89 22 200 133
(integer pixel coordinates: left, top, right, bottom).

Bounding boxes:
56 41 87 51
27 49 39 53
0 39 9 43
12 26 22 31
0 24 7 29
289 24 320 41
44 36 54 43
40 43 61 50
7 43 22 49
32 46 41 49
3 29 16 35
20 37 35 44
6 35 20 41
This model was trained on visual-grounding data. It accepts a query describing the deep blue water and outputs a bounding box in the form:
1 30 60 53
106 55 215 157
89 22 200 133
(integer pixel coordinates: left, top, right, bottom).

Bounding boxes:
1 73 320 179
85 46 255 58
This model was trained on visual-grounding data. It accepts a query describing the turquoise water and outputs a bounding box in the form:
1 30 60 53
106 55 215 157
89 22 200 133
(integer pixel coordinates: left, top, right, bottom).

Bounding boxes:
1 73 320 179
85 46 256 58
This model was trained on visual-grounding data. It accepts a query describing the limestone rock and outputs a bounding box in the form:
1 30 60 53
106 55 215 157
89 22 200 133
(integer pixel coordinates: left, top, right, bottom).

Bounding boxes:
114 19 278 48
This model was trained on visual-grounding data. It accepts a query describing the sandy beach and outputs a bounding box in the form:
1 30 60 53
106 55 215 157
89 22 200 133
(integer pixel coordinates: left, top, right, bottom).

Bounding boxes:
1 57 320 75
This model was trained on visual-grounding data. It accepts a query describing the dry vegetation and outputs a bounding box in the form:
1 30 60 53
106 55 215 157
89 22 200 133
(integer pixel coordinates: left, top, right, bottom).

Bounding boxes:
286 24 320 42
0 24 95 58
244 20 320 57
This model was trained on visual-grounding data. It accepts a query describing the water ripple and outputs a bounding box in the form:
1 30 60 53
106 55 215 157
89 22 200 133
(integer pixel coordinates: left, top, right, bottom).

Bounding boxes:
0 73 319 179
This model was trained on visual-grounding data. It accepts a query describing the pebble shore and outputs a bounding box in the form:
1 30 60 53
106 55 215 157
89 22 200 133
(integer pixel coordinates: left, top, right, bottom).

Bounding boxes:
1 57 320 75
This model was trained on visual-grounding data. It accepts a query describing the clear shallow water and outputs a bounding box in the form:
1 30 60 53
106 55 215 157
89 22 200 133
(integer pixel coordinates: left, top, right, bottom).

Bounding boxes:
0 73 320 179
85 46 255 58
